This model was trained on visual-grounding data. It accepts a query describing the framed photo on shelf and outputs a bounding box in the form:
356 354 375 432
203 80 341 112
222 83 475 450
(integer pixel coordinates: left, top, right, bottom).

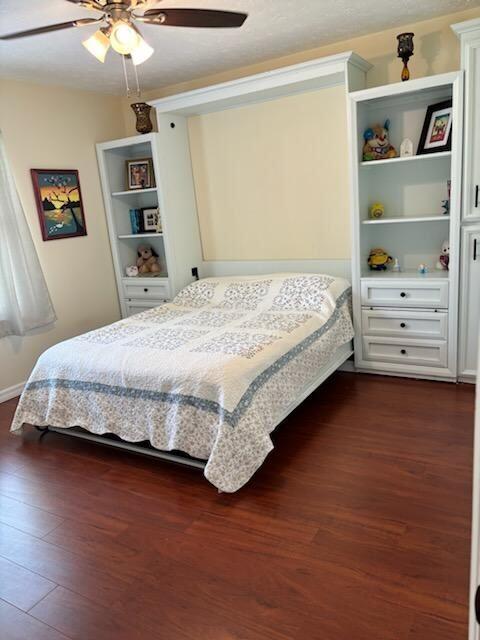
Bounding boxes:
140 207 161 233
126 158 155 190
31 169 87 241
417 99 452 155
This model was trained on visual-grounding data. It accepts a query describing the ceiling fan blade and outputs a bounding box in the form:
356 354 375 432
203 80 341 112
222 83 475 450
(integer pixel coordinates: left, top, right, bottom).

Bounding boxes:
141 8 247 28
65 0 105 10
0 18 102 41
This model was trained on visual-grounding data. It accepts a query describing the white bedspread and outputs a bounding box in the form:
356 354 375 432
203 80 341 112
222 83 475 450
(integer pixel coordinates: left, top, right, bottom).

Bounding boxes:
11 274 353 491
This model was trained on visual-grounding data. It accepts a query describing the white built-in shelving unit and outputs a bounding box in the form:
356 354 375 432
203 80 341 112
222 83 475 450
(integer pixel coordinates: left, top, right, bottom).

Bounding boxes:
96 133 203 318
348 72 463 380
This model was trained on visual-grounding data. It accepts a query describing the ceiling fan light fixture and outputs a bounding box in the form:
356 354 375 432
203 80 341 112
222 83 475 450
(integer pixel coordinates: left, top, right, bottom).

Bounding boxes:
131 37 154 65
110 20 140 55
82 28 110 63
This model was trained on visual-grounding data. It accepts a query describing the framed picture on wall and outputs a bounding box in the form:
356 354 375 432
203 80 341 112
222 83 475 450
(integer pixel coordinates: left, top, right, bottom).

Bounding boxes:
31 169 87 241
126 158 155 190
417 99 453 155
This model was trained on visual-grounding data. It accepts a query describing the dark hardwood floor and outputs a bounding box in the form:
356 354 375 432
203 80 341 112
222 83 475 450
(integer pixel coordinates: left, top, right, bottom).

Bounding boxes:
0 372 474 640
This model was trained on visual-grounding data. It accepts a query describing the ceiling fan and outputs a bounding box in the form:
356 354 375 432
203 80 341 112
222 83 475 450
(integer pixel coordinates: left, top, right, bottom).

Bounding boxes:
0 1 248 66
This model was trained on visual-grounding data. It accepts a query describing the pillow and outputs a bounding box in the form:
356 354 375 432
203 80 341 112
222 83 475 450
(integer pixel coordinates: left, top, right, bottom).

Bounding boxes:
173 274 350 314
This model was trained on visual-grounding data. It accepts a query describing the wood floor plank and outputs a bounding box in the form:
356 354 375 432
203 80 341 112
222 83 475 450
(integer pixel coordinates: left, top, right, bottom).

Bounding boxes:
0 599 71 640
0 522 134 606
0 471 130 534
29 586 158 640
0 372 474 639
0 494 64 538
0 556 56 611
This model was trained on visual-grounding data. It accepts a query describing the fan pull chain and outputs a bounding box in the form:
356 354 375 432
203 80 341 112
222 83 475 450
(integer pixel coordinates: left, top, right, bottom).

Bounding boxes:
132 61 141 98
122 54 131 97
122 55 141 98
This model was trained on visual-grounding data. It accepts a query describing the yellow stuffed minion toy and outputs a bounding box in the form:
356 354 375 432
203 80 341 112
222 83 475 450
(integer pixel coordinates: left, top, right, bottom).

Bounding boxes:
368 247 393 271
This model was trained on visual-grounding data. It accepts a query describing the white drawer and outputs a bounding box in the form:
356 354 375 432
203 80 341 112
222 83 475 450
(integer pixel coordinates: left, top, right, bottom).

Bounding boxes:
361 309 447 340
122 278 170 301
124 299 165 317
363 336 447 368
361 279 448 309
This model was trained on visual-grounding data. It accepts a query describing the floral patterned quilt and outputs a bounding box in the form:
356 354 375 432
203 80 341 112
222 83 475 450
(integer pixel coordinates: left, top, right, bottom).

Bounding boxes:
11 274 353 492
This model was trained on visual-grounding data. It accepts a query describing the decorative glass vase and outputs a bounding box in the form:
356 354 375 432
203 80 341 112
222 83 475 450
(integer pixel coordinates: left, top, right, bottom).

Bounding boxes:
397 32 414 82
131 102 153 134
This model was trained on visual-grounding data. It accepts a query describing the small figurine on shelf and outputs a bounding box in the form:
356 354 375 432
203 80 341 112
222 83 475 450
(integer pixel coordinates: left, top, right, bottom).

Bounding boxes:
363 120 398 161
418 263 429 275
436 240 450 271
369 202 385 219
441 180 451 215
391 258 401 272
125 265 139 277
137 243 161 275
400 138 414 157
368 247 393 271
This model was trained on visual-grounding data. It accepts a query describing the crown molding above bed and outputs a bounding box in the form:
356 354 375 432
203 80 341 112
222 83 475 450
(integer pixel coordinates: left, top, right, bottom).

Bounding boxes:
149 51 371 116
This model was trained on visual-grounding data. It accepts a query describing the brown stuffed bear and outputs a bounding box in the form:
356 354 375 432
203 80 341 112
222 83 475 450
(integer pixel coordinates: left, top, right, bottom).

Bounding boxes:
136 244 161 275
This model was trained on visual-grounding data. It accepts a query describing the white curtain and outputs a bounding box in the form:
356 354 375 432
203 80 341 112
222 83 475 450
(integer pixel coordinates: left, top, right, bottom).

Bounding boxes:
0 132 56 338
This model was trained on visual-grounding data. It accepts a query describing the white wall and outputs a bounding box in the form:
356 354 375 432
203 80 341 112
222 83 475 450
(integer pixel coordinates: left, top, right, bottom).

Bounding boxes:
0 79 125 393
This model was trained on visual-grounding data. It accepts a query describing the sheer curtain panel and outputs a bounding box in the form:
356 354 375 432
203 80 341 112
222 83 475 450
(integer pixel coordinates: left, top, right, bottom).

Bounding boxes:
0 133 56 337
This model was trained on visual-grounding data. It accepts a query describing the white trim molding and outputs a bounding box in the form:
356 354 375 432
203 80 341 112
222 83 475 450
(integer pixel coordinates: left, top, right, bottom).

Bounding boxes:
150 51 371 116
0 381 25 403
451 17 480 37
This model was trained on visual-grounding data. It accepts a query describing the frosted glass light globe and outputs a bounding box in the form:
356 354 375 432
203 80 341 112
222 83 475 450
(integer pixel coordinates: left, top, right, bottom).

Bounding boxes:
110 21 139 55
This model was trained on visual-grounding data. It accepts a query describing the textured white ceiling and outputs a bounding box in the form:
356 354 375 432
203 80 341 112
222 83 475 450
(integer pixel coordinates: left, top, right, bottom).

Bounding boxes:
0 0 478 94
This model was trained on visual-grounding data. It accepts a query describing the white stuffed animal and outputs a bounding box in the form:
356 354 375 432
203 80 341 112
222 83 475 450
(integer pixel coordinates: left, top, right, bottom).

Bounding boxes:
436 239 450 271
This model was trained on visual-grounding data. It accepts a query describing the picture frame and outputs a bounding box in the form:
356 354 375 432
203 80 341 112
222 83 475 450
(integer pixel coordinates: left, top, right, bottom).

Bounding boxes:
417 99 453 155
31 169 87 241
126 158 155 190
140 207 160 233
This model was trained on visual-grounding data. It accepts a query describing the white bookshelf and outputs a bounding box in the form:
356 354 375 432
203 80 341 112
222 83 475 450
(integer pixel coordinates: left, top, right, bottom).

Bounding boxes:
96 133 203 318
348 72 463 380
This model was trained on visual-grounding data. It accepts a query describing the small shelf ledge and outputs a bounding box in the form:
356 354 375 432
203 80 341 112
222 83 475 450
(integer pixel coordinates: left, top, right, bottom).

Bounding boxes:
362 215 450 225
360 151 451 167
118 233 163 239
361 270 449 279
112 187 157 197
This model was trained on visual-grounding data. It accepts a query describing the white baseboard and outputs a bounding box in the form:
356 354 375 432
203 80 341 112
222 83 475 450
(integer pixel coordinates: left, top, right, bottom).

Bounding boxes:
0 381 25 403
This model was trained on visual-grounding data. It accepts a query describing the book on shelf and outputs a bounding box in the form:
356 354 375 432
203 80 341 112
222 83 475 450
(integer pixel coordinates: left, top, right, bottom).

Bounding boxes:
129 208 141 234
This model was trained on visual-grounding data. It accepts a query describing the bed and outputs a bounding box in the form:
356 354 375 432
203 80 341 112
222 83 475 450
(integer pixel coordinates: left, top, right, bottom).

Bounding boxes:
11 273 354 492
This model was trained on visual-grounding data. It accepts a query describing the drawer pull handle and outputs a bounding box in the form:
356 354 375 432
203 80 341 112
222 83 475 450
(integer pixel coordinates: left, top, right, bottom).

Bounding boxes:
400 349 407 355
144 288 149 293
400 322 406 328
400 292 407 298
475 185 479 208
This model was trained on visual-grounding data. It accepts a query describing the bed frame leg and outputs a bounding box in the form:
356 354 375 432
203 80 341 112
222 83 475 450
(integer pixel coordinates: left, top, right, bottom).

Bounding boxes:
34 426 50 440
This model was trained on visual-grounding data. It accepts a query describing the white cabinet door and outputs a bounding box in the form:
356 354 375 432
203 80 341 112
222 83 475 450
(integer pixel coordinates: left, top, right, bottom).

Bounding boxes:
464 39 480 220
460 226 480 379
469 338 480 640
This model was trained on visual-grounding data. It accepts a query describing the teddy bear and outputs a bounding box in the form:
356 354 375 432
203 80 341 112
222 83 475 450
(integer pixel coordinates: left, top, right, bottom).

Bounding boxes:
363 120 398 161
136 243 161 275
436 239 450 271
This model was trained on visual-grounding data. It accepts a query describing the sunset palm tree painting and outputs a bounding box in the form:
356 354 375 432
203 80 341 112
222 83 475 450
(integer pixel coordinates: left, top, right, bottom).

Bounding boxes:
31 169 87 240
